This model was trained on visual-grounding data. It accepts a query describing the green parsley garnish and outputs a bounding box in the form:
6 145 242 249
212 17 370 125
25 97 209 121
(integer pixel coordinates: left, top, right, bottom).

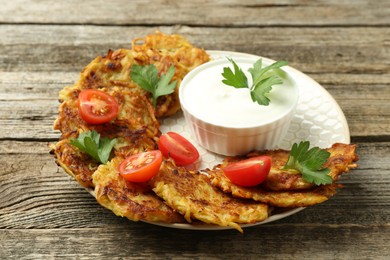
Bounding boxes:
130 64 178 107
222 58 288 106
282 141 332 185
70 130 117 164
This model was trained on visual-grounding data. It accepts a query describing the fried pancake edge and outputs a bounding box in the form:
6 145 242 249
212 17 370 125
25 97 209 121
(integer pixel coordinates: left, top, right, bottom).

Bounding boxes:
208 143 359 207
150 160 269 233
51 32 360 231
92 157 184 223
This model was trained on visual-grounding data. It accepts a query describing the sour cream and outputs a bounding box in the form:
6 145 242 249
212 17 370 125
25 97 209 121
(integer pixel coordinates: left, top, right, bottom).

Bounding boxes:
181 59 297 128
179 56 299 155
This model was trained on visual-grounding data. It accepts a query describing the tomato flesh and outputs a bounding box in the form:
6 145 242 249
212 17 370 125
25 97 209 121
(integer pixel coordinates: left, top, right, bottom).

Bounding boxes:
78 89 119 124
158 132 199 166
222 156 271 187
118 150 163 182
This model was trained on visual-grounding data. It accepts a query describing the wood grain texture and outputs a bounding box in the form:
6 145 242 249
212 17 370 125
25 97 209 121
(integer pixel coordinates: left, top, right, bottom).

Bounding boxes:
1 226 389 259
1 0 389 259
1 0 390 26
0 25 388 74
0 25 389 139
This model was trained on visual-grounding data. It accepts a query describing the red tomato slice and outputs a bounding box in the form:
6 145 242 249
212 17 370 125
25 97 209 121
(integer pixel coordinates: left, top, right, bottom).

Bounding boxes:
118 150 163 183
222 156 271 187
78 89 119 124
158 132 199 166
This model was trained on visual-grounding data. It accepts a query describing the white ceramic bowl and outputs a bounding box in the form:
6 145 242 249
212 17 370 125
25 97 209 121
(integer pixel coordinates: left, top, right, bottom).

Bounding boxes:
179 56 299 156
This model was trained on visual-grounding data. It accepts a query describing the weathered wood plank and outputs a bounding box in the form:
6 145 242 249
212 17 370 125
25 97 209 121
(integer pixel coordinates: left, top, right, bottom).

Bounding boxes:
0 25 388 75
1 1 388 259
1 0 389 26
0 25 389 139
0 99 60 140
0 141 389 229
1 226 389 259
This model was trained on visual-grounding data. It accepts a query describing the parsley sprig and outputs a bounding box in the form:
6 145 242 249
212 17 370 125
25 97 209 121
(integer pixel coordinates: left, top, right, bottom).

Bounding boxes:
282 141 332 185
130 64 177 107
222 58 288 106
70 130 117 164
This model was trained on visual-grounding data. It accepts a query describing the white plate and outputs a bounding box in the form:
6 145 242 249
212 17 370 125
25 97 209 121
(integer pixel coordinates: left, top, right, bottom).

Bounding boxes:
154 50 350 231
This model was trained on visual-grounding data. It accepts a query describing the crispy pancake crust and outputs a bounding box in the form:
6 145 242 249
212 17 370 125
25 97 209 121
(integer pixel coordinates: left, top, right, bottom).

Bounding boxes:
54 84 160 138
93 157 184 223
131 31 210 117
52 129 157 188
52 32 359 230
53 31 209 189
52 32 212 225
208 143 358 207
221 143 359 191
61 32 210 119
53 136 98 188
208 168 340 207
150 161 269 232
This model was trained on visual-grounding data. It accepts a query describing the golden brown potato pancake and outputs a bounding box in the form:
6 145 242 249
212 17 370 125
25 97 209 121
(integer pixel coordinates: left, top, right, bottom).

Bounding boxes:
207 168 340 207
52 135 99 188
52 32 359 231
93 157 184 223
220 143 358 191
52 129 157 188
51 32 214 226
131 31 210 117
62 32 210 118
54 84 160 138
53 31 210 188
150 161 269 232
207 143 358 207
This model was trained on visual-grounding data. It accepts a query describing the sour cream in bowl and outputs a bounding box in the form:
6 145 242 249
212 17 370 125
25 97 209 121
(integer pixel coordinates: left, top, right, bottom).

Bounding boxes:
179 56 299 156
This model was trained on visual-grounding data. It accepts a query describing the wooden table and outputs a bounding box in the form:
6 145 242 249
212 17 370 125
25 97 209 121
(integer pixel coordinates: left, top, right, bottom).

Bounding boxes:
1 1 389 259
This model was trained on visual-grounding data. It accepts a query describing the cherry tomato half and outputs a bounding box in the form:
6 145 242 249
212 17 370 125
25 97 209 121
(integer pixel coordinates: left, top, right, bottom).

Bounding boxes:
78 89 119 124
158 132 199 166
118 150 163 183
222 156 271 187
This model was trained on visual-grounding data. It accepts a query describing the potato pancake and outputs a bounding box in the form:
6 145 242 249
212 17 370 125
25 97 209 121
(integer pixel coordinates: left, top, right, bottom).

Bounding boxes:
220 143 358 191
150 160 269 232
52 31 359 231
51 32 214 226
60 32 210 119
52 129 157 188
207 168 340 207
207 143 358 207
131 31 210 117
92 157 184 223
53 31 210 188
54 84 160 138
